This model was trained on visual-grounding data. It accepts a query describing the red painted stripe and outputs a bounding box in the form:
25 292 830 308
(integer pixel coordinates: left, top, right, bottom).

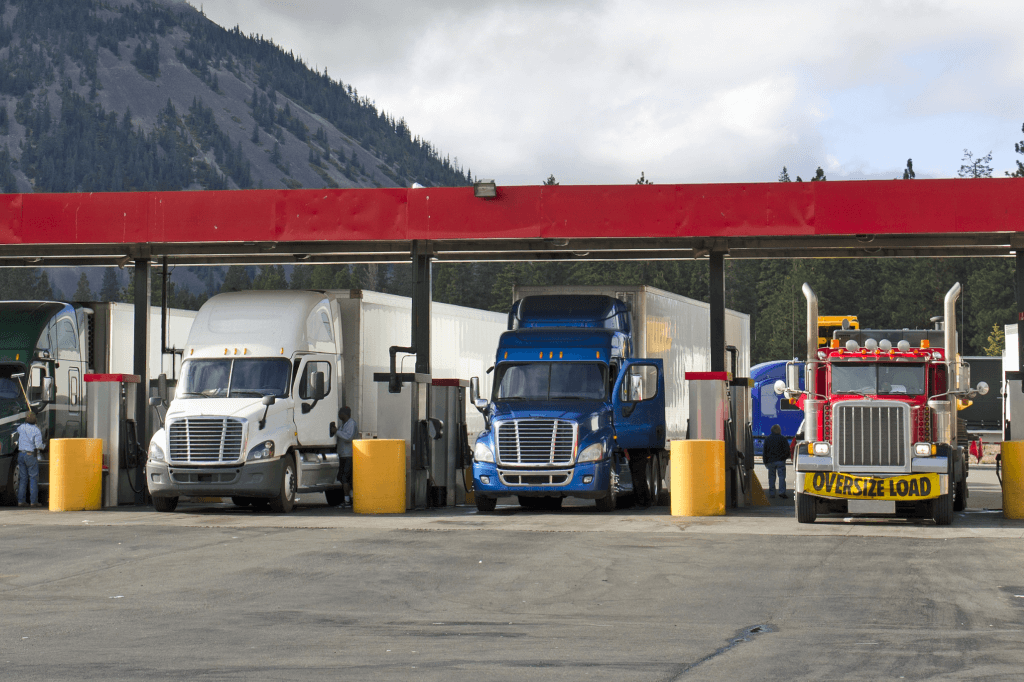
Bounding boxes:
84 374 141 383
685 372 729 380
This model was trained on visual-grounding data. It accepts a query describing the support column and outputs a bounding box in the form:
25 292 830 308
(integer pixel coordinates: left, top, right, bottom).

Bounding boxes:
1018 251 1024 376
709 252 726 373
411 240 432 376
133 258 151 505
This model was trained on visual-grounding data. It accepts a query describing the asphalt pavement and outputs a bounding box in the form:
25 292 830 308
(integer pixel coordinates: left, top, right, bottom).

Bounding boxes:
1 463 1021 681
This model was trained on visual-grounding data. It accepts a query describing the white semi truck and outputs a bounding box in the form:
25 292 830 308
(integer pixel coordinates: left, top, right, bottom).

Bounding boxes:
145 289 506 512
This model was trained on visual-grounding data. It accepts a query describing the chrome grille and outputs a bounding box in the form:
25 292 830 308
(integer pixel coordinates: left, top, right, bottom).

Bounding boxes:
168 418 244 463
496 419 576 466
834 402 908 469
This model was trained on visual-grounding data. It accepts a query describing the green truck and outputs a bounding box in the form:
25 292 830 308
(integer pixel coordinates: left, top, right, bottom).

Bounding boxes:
0 301 88 504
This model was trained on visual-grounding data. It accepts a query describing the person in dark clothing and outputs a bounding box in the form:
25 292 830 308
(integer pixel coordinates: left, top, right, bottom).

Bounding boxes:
627 449 651 508
762 424 790 499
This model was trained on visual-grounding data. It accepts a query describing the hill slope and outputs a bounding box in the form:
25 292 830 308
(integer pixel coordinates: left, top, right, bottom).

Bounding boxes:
0 0 473 193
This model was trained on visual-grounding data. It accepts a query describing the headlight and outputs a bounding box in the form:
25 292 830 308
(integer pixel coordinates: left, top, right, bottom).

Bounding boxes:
812 442 830 456
914 443 934 457
577 442 604 462
474 441 493 463
148 441 165 462
247 440 275 461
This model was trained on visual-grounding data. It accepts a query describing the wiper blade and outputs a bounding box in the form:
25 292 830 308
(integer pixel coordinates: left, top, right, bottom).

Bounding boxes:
230 390 265 398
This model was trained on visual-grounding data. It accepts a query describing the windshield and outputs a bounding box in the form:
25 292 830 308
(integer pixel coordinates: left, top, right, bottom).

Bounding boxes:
494 362 607 400
831 363 926 396
0 364 27 412
179 358 291 398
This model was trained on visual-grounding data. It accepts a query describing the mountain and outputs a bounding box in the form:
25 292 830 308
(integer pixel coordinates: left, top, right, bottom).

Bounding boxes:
0 0 474 193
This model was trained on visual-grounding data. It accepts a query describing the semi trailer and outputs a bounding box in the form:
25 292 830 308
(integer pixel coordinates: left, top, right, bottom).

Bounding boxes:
145 289 506 512
783 283 988 525
469 285 750 511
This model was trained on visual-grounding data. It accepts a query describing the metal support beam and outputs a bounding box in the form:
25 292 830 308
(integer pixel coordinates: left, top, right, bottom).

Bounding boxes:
1018 251 1024 378
709 252 726 373
133 258 151 505
411 240 432 376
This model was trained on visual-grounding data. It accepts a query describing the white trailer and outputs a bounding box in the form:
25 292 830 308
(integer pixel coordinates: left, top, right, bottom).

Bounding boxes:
83 301 197 380
513 284 751 441
146 289 507 512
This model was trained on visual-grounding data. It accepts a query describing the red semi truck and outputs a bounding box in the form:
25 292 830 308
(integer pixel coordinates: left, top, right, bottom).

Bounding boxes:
780 283 988 525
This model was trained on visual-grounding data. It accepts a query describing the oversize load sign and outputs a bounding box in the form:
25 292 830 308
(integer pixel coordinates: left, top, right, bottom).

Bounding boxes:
804 472 941 501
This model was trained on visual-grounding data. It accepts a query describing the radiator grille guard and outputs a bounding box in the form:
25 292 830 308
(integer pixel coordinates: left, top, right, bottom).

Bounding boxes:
833 401 909 470
168 418 245 464
496 419 577 467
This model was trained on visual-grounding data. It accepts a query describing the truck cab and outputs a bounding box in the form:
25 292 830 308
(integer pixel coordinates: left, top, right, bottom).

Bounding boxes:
786 283 987 525
470 295 665 511
146 291 346 512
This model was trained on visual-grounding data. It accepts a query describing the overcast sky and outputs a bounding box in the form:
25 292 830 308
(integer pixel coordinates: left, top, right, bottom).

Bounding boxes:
191 0 1024 186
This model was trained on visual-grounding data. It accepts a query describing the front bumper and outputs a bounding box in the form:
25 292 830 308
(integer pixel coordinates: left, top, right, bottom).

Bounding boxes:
146 457 284 499
795 454 949 474
472 459 611 499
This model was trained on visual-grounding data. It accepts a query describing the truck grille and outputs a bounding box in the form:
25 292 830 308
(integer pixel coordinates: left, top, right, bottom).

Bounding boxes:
833 402 909 469
168 418 244 463
496 419 576 466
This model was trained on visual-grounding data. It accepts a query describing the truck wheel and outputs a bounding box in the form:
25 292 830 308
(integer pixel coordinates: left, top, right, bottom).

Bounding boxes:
595 487 615 512
152 496 178 512
324 489 346 507
269 457 296 513
932 492 953 525
475 495 497 512
795 492 816 523
953 479 967 512
1 461 19 506
647 456 661 506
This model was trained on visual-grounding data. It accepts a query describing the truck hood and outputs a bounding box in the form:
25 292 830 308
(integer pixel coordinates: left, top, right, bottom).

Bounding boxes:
166 397 288 420
491 400 607 424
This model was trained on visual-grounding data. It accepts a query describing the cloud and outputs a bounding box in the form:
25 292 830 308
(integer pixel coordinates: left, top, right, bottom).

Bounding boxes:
195 0 1024 185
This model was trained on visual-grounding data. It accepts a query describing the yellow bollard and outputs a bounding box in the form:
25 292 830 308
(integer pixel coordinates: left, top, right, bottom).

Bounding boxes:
49 438 102 512
670 440 725 516
352 439 406 514
1002 441 1024 520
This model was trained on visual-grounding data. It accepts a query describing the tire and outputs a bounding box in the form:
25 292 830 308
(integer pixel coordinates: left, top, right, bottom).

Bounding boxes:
647 456 661 506
2 458 19 506
795 492 816 524
269 456 296 513
932 492 953 525
231 496 253 508
542 497 564 510
475 495 497 512
152 495 178 512
953 479 967 512
324 489 346 507
518 496 542 510
595 478 616 512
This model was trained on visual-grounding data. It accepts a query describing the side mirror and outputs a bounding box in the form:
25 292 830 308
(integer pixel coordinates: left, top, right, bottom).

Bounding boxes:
785 362 800 393
259 394 276 430
149 396 163 407
262 395 276 406
975 381 989 396
774 379 787 396
312 372 325 401
470 376 488 413
43 376 55 402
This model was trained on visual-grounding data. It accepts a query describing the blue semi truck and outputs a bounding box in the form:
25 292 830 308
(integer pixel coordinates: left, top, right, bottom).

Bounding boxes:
468 286 750 511
750 360 805 458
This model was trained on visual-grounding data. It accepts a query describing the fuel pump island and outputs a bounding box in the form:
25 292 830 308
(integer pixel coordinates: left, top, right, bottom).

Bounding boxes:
781 283 989 525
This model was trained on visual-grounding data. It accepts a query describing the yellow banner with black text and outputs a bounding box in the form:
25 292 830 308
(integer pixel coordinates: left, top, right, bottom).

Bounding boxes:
803 472 941 501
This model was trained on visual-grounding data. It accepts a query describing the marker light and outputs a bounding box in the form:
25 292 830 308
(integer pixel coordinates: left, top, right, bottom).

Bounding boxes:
865 338 878 352
879 339 892 352
845 340 859 352
830 339 840 349
897 340 911 352
920 340 930 348
817 350 827 360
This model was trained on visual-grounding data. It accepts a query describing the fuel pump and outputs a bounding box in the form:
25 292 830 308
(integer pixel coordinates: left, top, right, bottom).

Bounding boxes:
85 374 141 506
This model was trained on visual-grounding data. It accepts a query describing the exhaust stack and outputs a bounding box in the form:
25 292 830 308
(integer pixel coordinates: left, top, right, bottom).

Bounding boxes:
802 283 819 441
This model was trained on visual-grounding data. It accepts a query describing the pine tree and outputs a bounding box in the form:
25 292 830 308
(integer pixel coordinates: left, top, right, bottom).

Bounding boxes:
778 167 791 182
958 150 993 178
902 159 915 179
543 174 559 185
220 265 252 292
72 272 93 301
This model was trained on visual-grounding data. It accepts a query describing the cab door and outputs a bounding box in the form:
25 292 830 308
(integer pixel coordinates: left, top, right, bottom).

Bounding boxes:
612 359 665 450
292 355 339 486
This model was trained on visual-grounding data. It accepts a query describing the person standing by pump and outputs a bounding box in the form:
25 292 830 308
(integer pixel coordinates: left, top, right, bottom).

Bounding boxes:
16 411 44 507
762 423 790 499
335 406 357 507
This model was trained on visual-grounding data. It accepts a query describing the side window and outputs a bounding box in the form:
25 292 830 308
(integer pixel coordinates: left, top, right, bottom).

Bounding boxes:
57 318 78 351
620 364 658 402
299 361 332 399
760 384 778 417
27 366 45 401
